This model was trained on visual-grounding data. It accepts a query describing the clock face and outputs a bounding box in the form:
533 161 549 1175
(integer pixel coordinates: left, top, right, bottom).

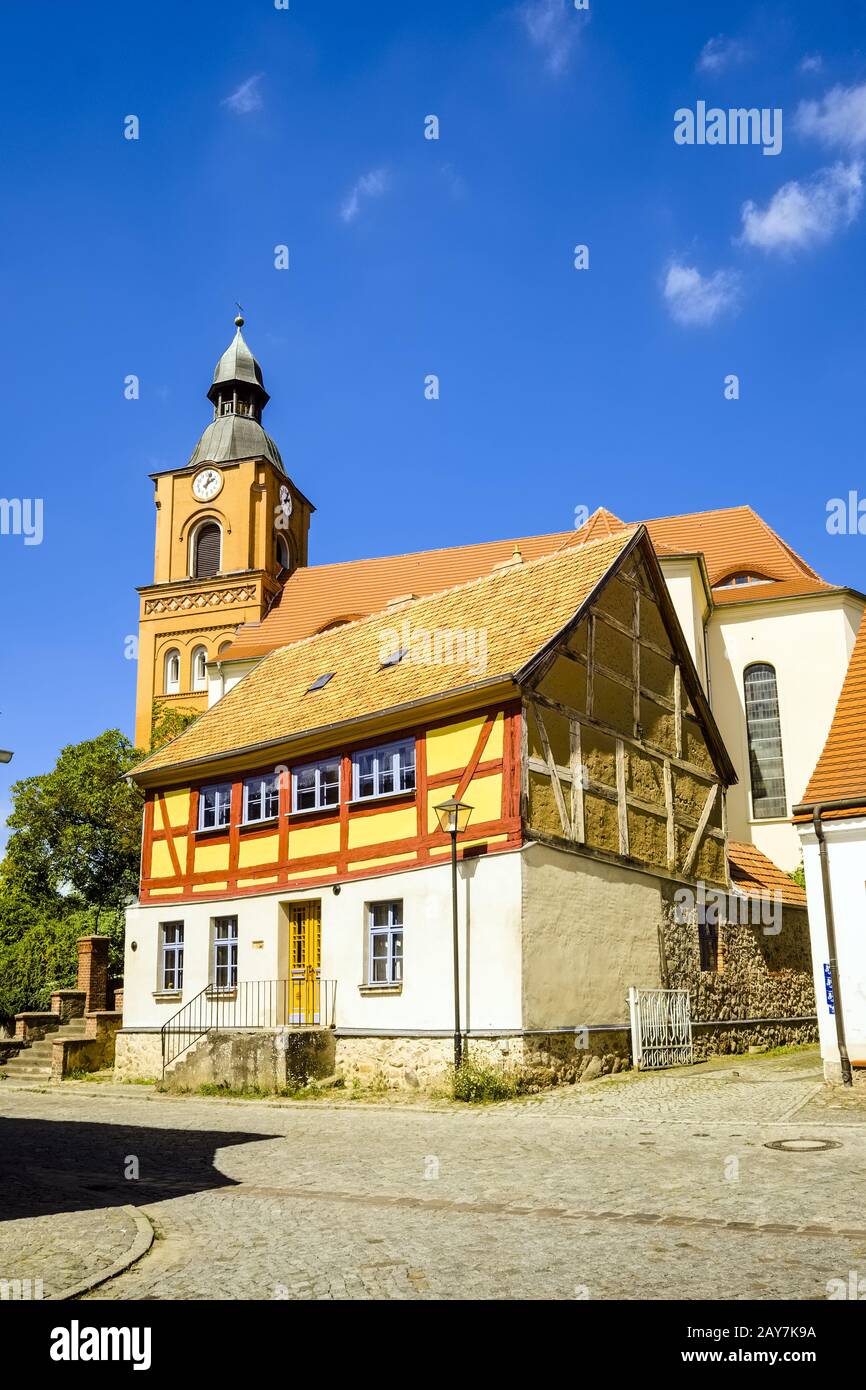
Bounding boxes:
192 467 223 502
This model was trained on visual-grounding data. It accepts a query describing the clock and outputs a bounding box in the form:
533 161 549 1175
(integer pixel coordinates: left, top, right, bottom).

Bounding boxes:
192 467 223 502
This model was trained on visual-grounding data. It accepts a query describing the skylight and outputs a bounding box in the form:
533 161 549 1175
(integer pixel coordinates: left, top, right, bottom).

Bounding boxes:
306 672 335 692
380 649 408 669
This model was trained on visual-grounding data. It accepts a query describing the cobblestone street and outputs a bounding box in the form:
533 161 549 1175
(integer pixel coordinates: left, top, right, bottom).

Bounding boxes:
2 1051 865 1301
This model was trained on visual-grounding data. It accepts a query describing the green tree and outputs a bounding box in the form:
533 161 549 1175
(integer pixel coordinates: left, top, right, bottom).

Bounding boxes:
3 729 144 919
0 730 142 1022
150 699 199 752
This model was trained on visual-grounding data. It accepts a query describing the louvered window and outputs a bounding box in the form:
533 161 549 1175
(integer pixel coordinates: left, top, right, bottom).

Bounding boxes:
744 663 787 819
194 523 221 578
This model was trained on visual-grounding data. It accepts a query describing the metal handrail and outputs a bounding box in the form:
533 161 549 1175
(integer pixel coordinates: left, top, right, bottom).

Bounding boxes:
160 977 337 1075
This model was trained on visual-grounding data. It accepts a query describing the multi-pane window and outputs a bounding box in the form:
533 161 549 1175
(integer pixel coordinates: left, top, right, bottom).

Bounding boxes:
352 740 415 801
292 759 340 813
243 772 279 823
164 649 180 695
213 916 238 990
191 645 208 691
368 901 403 985
161 923 184 991
199 782 232 830
743 663 788 819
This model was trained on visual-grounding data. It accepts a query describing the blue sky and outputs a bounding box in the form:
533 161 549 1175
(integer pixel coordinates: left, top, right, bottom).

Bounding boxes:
2 0 866 824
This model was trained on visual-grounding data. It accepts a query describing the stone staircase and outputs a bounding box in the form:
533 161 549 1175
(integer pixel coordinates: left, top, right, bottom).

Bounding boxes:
1 1017 89 1082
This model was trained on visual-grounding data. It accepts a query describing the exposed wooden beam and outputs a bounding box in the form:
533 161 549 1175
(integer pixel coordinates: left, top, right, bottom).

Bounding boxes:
663 759 675 869
632 588 641 738
674 665 683 759
682 783 718 876
530 701 571 837
615 739 629 856
569 717 585 843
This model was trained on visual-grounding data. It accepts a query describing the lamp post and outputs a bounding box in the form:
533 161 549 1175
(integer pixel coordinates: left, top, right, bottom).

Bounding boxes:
434 796 473 1069
0 751 12 764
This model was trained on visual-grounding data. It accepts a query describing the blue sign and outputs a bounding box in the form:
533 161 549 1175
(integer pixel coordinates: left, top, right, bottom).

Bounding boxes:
823 964 835 1015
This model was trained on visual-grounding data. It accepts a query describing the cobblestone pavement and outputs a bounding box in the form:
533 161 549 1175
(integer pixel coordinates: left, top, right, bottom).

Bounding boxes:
2 1054 865 1301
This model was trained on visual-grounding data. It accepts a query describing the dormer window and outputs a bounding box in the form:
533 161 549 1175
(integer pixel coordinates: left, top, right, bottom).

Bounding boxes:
715 572 774 590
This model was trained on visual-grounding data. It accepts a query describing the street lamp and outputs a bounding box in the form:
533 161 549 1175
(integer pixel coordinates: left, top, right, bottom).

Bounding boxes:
434 796 474 1069
0 751 12 764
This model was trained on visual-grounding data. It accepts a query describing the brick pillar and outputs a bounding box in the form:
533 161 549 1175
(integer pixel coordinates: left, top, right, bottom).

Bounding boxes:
77 936 109 1014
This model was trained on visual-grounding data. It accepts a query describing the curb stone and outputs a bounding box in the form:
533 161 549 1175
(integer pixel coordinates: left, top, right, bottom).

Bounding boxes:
50 1206 154 1302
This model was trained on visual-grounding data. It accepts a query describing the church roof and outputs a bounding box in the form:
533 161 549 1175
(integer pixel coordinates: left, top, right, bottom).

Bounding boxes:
222 504 844 661
209 321 268 400
187 413 284 472
796 611 866 815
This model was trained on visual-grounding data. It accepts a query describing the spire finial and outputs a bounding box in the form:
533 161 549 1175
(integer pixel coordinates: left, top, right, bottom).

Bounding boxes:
234 301 244 328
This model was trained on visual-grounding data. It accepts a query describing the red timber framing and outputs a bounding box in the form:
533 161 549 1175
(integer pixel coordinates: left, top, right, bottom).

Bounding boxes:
140 703 523 904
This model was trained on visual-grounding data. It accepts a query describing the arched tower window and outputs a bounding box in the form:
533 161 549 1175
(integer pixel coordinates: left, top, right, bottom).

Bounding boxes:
275 532 291 571
191 646 208 691
193 522 221 579
743 663 787 819
164 649 181 695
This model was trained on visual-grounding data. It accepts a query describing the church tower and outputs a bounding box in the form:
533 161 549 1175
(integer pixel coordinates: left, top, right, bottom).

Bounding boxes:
134 315 313 750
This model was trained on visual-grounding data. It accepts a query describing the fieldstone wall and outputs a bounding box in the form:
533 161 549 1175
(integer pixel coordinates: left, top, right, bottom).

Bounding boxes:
114 1030 163 1081
659 890 817 1055
335 1029 631 1091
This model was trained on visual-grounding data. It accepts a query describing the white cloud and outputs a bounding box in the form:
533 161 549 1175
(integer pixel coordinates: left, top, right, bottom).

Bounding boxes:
740 161 863 252
799 54 823 75
696 34 751 74
520 0 588 77
340 168 389 224
662 262 741 326
222 74 264 115
796 81 866 149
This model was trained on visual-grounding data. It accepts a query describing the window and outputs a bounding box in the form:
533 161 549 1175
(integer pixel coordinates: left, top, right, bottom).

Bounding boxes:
164 648 180 695
191 645 208 692
292 759 340 813
199 782 232 830
698 921 719 973
368 901 403 985
380 648 408 669
716 572 773 590
213 916 238 990
275 533 291 570
353 740 415 801
193 522 221 579
243 772 279 823
160 923 184 991
306 672 334 693
743 663 788 819
221 400 232 416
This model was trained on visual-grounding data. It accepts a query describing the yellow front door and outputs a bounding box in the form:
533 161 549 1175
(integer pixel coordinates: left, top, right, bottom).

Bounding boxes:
288 901 321 1024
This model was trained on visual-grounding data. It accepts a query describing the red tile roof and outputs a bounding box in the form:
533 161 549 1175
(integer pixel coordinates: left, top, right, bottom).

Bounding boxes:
222 504 838 661
799 613 866 810
728 840 807 907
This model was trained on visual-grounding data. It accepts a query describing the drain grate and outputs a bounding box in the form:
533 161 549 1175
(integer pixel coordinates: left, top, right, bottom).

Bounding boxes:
764 1138 841 1153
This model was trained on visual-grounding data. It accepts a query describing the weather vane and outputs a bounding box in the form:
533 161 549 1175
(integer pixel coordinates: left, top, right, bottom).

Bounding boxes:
234 301 244 327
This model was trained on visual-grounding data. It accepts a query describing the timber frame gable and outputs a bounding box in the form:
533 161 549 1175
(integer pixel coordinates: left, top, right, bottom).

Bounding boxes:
516 527 736 887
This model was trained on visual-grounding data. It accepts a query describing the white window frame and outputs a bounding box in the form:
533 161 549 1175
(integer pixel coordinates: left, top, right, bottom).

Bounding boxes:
291 758 341 814
164 648 181 695
352 739 415 802
198 782 232 831
191 645 208 692
368 901 403 985
160 922 184 991
212 915 238 991
243 772 280 824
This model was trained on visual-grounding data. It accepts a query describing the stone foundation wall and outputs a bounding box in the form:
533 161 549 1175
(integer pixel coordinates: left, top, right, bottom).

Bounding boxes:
335 1029 631 1090
162 1027 336 1092
691 1019 817 1059
114 1030 163 1081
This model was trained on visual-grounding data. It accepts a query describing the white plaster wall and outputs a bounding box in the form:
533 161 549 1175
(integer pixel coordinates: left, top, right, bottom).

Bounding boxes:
660 558 709 692
799 818 866 1073
708 596 862 870
122 849 524 1035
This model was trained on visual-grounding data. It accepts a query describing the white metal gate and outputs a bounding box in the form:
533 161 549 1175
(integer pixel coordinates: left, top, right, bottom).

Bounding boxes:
627 986 693 1069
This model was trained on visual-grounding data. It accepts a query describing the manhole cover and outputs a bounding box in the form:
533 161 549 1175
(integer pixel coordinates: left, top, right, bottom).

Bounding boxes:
764 1138 841 1153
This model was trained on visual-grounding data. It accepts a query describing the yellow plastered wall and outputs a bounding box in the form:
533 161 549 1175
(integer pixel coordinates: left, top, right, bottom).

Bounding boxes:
347 806 417 850
160 789 191 830
194 842 231 874
149 841 178 880
290 822 341 859
425 712 503 776
238 833 280 869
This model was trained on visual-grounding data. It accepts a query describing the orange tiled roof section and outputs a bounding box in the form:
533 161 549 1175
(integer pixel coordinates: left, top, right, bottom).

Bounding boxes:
134 529 637 777
223 505 832 661
727 840 806 908
799 612 866 810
